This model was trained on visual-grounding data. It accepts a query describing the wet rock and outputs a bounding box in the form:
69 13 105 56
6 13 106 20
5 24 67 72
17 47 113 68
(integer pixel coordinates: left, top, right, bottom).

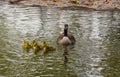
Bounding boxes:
9 0 23 4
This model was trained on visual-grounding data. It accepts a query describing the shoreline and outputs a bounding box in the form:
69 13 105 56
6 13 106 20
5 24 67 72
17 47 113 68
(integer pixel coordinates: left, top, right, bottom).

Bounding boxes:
8 0 120 11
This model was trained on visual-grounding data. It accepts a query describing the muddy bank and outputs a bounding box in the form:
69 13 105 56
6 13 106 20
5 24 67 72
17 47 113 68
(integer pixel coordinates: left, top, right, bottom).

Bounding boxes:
8 0 120 10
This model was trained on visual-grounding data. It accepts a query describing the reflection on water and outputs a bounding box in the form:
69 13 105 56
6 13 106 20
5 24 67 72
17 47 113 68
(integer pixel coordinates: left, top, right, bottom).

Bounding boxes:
101 40 120 77
0 1 120 77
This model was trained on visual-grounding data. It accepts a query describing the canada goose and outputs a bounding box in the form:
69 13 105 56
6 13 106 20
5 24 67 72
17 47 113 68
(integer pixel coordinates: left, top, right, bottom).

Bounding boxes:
57 24 76 45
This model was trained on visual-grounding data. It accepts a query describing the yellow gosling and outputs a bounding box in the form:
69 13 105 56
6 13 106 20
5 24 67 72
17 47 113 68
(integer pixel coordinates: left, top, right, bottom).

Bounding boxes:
41 41 49 48
41 41 56 56
22 40 31 52
43 46 56 53
31 40 37 47
31 40 42 54
33 44 41 55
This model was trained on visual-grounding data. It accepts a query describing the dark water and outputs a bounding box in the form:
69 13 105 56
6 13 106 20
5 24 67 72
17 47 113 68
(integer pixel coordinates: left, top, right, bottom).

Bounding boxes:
0 1 120 77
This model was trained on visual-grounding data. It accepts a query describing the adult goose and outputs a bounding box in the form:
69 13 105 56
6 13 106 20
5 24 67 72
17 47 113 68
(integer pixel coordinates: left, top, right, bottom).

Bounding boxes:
57 24 76 45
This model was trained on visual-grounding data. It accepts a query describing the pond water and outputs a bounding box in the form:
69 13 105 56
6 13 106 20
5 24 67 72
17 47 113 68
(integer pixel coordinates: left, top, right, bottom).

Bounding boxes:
0 1 120 77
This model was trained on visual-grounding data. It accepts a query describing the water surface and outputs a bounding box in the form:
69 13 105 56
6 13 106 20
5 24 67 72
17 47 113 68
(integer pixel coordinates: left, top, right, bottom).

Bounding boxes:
0 1 120 77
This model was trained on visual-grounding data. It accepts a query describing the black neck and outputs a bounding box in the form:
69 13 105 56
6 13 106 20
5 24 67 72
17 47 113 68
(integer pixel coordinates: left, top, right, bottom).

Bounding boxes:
64 29 68 36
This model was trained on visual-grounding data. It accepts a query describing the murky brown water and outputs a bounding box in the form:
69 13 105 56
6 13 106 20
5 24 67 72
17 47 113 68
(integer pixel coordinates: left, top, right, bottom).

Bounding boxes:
0 1 120 77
